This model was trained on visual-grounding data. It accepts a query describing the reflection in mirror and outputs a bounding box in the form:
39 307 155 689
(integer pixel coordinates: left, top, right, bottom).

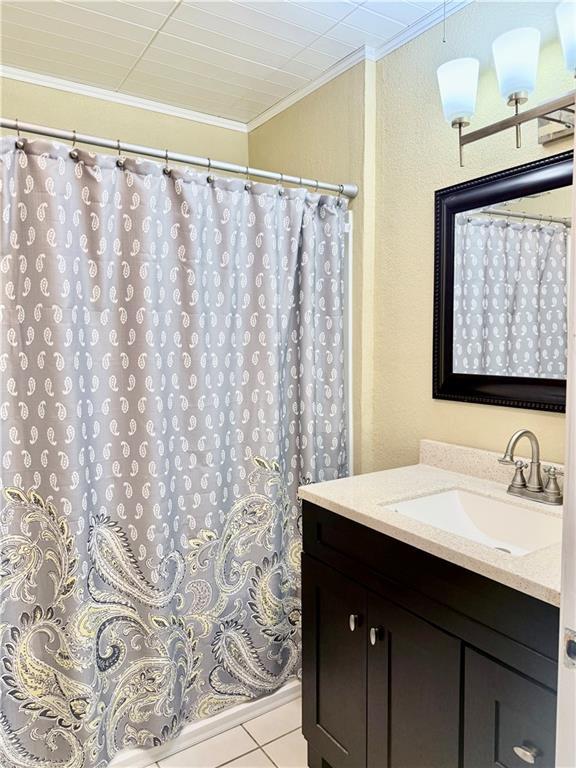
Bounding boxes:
453 186 571 380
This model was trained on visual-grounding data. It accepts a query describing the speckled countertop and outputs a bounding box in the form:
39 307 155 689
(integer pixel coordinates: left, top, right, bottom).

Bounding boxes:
298 441 563 607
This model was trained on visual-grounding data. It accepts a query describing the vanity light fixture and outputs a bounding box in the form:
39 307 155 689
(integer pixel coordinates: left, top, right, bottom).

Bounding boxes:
437 58 479 166
556 0 576 76
492 27 541 148
438 13 575 165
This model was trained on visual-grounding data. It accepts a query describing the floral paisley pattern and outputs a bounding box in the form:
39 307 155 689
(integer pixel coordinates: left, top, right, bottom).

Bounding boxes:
0 138 348 767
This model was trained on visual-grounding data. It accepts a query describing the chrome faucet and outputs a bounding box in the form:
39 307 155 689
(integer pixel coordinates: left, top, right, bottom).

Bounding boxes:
499 429 563 505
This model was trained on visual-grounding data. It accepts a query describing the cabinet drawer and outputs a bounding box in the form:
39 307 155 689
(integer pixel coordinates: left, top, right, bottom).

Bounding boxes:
463 648 556 768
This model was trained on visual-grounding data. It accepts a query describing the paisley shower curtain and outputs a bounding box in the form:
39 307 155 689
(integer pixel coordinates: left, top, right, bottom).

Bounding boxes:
0 137 348 768
453 213 568 378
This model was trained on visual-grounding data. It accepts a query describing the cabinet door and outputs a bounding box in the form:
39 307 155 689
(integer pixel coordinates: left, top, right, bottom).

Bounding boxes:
366 592 461 768
463 648 557 768
302 555 367 768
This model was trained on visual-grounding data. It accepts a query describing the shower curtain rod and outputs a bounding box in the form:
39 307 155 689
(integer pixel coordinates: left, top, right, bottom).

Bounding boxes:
477 207 571 227
0 117 359 199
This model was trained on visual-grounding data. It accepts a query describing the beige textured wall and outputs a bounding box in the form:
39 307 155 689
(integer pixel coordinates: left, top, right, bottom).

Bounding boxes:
249 61 377 472
375 2 573 469
0 77 248 164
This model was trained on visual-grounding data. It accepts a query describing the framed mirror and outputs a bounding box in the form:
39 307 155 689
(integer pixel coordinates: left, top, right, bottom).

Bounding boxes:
433 151 572 412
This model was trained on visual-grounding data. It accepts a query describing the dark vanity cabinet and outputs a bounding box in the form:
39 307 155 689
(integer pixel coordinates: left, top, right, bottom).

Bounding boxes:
463 649 557 768
302 556 368 768
302 502 560 768
366 590 461 768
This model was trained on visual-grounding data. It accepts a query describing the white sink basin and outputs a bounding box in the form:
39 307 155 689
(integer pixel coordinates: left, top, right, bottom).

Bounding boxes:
390 489 562 557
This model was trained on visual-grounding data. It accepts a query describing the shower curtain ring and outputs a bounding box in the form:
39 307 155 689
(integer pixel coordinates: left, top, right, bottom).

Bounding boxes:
69 129 79 160
163 148 171 176
244 165 251 191
116 139 125 169
207 157 214 184
15 118 26 150
314 179 319 192
337 184 344 207
279 172 284 196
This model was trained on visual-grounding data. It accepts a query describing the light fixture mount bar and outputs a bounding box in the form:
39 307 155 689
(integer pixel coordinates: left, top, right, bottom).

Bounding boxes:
460 90 575 147
539 107 575 145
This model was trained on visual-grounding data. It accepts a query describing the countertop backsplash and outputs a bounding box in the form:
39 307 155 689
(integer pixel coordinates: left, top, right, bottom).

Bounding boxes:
419 439 564 486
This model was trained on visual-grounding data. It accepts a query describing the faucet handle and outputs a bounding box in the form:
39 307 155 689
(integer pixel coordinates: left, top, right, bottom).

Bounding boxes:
543 466 563 503
510 460 529 490
543 465 563 478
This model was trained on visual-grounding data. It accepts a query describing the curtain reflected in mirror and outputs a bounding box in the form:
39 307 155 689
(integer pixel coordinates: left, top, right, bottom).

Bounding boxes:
452 186 570 380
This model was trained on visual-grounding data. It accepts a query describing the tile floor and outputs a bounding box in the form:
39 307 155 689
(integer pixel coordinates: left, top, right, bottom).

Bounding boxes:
143 698 307 768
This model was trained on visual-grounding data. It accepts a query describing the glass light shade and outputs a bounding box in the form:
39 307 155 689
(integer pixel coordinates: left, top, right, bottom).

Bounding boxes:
437 58 479 124
492 27 541 102
556 0 576 74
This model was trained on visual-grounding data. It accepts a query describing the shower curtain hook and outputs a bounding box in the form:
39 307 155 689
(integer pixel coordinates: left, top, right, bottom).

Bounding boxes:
207 158 214 184
69 129 79 160
244 165 251 191
314 179 319 193
15 118 26 150
163 148 171 177
116 139 125 169
279 172 284 196
336 184 344 207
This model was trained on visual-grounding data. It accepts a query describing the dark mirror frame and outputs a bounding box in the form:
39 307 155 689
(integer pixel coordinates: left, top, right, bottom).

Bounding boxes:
433 150 573 413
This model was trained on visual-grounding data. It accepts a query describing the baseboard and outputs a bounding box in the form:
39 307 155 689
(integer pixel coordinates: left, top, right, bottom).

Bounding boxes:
109 679 302 768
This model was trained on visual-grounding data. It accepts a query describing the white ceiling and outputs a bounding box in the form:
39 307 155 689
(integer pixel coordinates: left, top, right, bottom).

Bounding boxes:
0 0 452 124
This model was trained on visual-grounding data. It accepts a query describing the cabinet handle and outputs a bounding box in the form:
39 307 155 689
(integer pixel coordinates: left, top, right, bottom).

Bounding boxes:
513 744 541 764
349 614 359 632
369 627 382 646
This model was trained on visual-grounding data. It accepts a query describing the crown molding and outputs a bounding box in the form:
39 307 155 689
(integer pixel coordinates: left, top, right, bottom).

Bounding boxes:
0 65 248 133
247 46 371 132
